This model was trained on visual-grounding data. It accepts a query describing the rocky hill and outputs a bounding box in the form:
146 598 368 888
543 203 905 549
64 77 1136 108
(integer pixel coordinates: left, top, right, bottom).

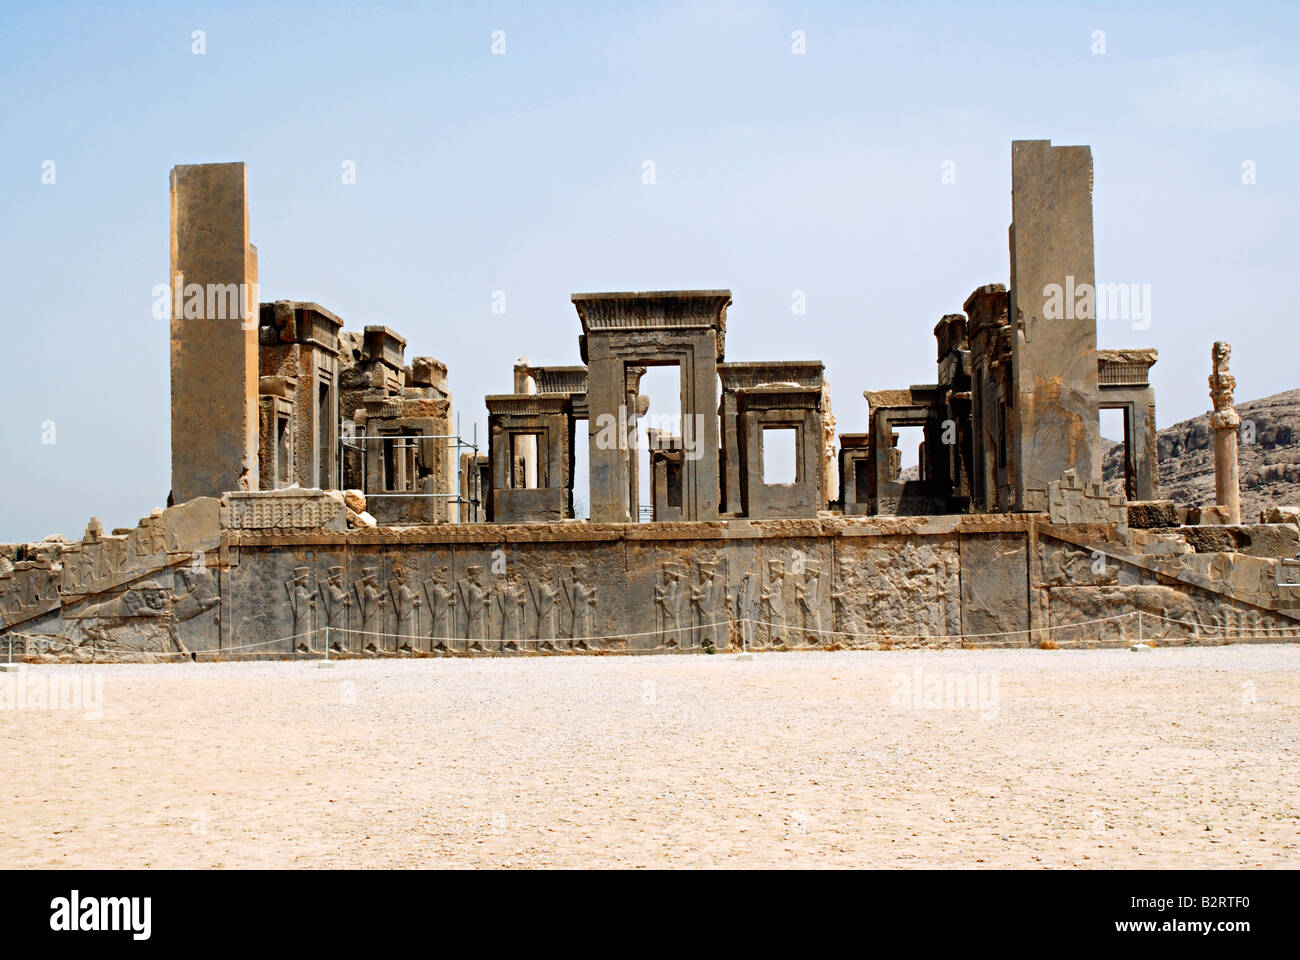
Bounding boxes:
1104 389 1300 519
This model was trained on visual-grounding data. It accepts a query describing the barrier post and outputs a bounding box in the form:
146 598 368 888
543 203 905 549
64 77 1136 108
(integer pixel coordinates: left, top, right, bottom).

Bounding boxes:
318 624 335 669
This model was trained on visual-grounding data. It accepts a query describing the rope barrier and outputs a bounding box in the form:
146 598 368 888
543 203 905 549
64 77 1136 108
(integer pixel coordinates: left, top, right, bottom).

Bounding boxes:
738 611 1139 643
4 607 1299 662
1139 611 1300 639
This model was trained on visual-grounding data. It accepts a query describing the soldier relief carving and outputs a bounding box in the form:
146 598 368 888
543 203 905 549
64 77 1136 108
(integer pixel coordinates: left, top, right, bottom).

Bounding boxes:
647 551 830 651
263 557 608 656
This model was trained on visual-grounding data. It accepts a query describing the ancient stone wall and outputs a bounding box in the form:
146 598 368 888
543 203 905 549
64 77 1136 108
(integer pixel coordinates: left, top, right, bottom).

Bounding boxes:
5 496 1296 662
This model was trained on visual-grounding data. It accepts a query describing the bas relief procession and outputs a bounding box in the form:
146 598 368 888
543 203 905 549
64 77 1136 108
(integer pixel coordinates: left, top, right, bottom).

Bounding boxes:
3 141 1299 662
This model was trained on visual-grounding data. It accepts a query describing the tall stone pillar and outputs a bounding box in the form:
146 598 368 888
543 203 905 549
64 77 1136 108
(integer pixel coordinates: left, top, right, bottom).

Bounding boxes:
1007 141 1101 512
511 357 538 488
1208 341 1241 524
170 163 260 502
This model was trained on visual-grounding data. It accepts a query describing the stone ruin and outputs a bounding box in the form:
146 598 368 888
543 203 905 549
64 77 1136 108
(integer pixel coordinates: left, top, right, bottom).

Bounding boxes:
2 141 1298 661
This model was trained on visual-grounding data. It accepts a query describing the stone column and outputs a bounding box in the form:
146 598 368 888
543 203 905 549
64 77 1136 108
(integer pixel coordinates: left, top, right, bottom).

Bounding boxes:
170 163 259 502
1208 341 1241 524
1007 141 1101 511
820 379 836 508
511 357 538 488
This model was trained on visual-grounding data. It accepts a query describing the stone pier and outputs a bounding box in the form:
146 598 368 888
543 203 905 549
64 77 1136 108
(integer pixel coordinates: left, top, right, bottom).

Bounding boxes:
1007 141 1102 512
170 163 260 502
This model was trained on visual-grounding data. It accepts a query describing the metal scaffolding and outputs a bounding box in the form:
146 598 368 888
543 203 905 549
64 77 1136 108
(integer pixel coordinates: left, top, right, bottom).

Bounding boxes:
338 414 482 522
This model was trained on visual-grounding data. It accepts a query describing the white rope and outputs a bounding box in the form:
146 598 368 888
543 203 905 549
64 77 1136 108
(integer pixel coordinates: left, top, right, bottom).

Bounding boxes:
1139 611 1300 638
5 606 1299 661
740 611 1139 642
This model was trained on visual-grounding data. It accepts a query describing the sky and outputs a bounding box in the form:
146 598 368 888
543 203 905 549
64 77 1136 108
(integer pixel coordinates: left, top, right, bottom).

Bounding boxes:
0 1 1296 540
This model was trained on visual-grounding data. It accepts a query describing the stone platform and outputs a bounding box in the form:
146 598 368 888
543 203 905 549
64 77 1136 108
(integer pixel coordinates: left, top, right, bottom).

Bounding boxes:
4 492 1298 662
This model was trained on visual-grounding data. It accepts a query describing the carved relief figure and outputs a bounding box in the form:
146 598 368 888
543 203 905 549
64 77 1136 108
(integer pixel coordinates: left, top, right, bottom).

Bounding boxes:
78 549 95 592
285 566 317 652
725 560 757 649
565 562 597 651
423 568 458 652
355 566 385 653
831 557 855 637
173 568 220 623
0 571 18 623
796 559 823 644
73 580 179 656
655 564 684 648
529 573 560 648
460 565 490 650
759 559 786 646
494 573 527 651
80 581 168 621
317 566 351 652
510 574 529 650
690 560 718 649
1042 544 1117 587
388 567 422 652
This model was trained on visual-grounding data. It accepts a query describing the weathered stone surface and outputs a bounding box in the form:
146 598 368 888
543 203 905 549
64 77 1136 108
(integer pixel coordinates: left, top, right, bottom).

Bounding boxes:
1047 470 1127 529
338 327 454 525
1007 140 1101 511
257 301 343 491
409 356 447 389
1208 341 1242 524
170 162 260 502
1265 506 1300 526
959 533 1030 643
1179 524 1299 558
1186 505 1233 526
486 393 574 522
833 535 962 648
965 284 1013 513
1180 526 1248 554
220 489 347 533
573 291 729 523
15 146 1300 666
1126 500 1178 529
7 511 1298 660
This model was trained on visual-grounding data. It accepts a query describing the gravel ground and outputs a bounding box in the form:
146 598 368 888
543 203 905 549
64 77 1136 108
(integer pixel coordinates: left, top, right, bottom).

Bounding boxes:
2 645 1298 868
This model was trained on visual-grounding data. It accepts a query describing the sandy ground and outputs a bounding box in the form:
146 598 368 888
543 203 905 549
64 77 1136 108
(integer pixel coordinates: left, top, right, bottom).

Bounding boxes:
2 646 1298 869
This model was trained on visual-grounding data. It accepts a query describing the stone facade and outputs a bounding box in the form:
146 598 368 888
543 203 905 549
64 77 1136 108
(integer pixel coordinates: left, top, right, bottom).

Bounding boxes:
4 502 1296 661
338 328 456 525
3 145 1295 661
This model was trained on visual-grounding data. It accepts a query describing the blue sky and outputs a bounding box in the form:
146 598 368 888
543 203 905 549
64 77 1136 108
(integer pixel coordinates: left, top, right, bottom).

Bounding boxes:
1 1 1296 539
